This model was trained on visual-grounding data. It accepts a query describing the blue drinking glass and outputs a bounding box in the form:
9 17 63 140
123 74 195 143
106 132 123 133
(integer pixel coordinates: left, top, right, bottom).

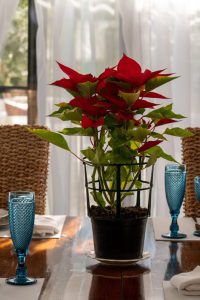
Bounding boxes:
162 164 187 239
6 191 37 285
193 176 200 237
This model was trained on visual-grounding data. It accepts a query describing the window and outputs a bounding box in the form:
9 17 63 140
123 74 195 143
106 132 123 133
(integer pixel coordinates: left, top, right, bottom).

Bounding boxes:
0 0 37 125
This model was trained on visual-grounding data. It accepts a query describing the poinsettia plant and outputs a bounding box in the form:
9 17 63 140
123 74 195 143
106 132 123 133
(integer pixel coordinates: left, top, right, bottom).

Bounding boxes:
32 54 192 209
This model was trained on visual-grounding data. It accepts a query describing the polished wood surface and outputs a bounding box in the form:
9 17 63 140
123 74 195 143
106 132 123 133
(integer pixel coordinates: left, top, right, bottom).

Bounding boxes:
1 217 200 299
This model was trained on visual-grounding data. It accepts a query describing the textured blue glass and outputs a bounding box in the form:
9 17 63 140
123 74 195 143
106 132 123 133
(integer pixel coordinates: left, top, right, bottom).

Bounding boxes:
194 176 200 202
193 176 200 236
6 191 37 285
162 164 187 239
165 165 186 214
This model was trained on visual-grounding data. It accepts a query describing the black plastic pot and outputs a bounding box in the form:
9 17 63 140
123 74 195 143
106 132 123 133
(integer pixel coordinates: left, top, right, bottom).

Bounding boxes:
83 160 153 260
91 215 147 259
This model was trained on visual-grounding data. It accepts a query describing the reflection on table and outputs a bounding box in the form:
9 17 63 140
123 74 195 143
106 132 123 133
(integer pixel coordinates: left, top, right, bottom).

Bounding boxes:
1 217 200 299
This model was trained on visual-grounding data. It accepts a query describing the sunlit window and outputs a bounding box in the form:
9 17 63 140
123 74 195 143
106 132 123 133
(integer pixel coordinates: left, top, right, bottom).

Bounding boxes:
0 0 37 125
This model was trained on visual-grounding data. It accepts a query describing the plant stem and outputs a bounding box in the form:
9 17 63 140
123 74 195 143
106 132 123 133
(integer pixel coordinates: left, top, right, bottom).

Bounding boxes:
97 166 111 205
121 156 145 202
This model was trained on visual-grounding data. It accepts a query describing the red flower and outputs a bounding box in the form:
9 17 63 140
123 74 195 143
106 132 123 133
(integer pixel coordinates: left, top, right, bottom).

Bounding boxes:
70 96 108 117
113 55 158 87
81 115 104 128
51 62 97 93
57 61 96 83
103 95 127 111
115 111 134 122
98 67 116 80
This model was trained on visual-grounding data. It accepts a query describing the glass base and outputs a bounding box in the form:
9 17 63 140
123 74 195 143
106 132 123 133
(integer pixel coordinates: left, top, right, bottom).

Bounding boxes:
162 232 187 239
6 277 37 285
193 230 200 237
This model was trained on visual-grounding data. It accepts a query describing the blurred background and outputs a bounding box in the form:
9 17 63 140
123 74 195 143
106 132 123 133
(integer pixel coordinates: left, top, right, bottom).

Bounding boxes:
1 0 200 216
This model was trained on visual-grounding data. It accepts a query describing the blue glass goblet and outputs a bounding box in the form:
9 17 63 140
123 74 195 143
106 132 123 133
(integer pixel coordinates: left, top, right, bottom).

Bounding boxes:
162 164 187 239
193 176 200 237
6 191 37 285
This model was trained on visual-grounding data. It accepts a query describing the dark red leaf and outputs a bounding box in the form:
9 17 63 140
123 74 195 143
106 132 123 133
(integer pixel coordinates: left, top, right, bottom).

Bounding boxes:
117 54 141 76
51 78 76 90
57 61 96 83
81 115 93 128
81 115 104 128
115 112 134 122
150 69 166 77
155 118 178 127
103 95 127 110
70 97 108 117
98 67 116 80
132 99 159 110
96 80 107 92
94 117 105 127
138 140 162 152
141 91 168 99
57 62 82 79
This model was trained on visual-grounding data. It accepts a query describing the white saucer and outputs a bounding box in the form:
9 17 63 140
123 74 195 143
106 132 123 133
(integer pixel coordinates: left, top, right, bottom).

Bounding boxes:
88 251 150 266
0 209 8 219
0 209 9 227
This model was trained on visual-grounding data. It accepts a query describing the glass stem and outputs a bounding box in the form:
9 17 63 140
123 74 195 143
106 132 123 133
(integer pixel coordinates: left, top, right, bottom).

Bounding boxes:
170 214 179 236
16 251 27 280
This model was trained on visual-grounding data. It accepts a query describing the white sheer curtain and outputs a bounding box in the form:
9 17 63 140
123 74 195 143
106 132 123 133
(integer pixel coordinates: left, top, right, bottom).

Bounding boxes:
0 0 20 54
35 0 120 215
119 0 200 216
36 0 200 216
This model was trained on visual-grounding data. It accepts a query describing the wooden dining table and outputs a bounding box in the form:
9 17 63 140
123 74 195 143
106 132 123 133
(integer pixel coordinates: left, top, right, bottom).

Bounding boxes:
1 216 200 300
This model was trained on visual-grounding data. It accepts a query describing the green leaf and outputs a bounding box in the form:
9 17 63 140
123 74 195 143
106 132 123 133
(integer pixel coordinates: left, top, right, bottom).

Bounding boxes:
112 147 135 163
146 76 179 92
93 147 108 164
151 132 167 140
134 180 142 189
60 127 93 136
118 90 140 105
146 104 185 120
54 102 72 109
145 145 177 167
30 129 70 151
164 127 194 138
136 108 145 115
122 192 134 198
104 114 119 127
129 127 150 142
81 148 95 161
120 166 132 181
130 140 141 151
61 108 82 121
50 107 82 122
77 81 98 97
91 192 106 208
145 153 159 167
104 166 115 180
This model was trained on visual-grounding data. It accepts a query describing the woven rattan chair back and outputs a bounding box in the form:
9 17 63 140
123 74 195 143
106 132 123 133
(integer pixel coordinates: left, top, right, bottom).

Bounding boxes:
182 127 200 217
0 125 49 214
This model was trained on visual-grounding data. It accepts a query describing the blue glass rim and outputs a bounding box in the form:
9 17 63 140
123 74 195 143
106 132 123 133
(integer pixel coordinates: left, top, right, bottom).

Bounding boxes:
9 197 35 204
165 164 186 173
165 170 186 174
194 176 200 183
8 191 35 195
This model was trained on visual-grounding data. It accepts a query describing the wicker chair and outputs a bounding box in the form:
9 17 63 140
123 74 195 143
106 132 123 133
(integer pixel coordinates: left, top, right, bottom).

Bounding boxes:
182 127 200 217
0 125 49 214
